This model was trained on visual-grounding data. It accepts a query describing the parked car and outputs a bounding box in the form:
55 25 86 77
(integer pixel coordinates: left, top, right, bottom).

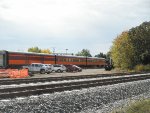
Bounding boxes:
22 63 50 74
73 65 82 72
65 65 82 72
42 64 53 74
52 64 66 73
47 64 54 71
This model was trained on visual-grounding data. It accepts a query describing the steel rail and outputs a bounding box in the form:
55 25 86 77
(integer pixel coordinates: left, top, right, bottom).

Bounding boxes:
0 74 150 99
0 73 125 85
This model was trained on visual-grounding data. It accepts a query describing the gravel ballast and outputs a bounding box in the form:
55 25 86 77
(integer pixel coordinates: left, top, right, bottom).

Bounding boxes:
0 79 150 113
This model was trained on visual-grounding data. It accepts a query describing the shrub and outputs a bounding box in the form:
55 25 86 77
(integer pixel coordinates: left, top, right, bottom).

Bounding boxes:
134 64 150 72
112 99 150 113
134 64 145 72
144 64 150 71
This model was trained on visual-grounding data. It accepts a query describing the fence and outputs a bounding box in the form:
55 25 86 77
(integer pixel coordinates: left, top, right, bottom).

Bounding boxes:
0 69 29 78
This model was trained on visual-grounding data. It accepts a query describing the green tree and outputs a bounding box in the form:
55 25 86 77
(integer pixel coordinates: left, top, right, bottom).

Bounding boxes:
110 21 150 69
76 49 92 57
95 52 113 65
95 52 107 58
128 21 150 65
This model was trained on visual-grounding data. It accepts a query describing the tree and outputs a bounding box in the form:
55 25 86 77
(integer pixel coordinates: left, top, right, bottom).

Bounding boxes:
128 21 150 65
76 49 92 57
110 21 150 69
28 47 41 53
95 52 113 64
28 47 52 54
140 51 150 65
95 52 107 58
111 31 135 69
41 49 52 54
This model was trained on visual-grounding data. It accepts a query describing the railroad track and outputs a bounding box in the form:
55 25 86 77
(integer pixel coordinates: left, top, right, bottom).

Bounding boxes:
0 73 125 85
0 74 150 99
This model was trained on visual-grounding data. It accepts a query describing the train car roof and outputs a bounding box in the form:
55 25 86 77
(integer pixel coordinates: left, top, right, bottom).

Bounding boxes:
0 50 105 60
58 55 105 60
0 50 55 56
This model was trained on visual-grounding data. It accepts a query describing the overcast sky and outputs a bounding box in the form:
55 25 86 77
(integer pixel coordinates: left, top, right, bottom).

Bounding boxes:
0 0 150 55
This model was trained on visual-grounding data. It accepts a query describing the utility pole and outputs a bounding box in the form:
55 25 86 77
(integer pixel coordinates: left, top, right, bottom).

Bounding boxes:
66 49 68 55
52 47 55 54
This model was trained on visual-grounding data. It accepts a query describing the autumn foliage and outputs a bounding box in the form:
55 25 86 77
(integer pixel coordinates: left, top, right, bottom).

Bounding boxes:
111 21 150 69
28 47 52 54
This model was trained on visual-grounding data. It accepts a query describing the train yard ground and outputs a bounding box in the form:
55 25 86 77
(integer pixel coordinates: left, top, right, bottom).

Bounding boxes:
31 68 127 78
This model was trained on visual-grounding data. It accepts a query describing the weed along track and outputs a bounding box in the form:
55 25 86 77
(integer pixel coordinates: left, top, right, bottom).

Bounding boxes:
0 74 150 100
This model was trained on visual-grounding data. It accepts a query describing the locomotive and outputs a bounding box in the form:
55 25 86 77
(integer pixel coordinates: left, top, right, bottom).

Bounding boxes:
0 50 107 69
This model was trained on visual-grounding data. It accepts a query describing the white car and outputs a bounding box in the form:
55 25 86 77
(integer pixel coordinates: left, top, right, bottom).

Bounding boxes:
23 63 50 74
52 64 66 73
42 64 53 74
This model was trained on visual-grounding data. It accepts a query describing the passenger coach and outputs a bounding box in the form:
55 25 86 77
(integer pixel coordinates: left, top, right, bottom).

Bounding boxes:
0 50 106 69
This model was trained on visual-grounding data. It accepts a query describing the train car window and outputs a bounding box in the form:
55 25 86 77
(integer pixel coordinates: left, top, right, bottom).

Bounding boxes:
9 55 25 60
65 58 68 62
88 59 92 62
63 58 66 62
44 57 55 61
58 58 66 62
59 58 62 62
80 59 82 62
69 58 71 62
81 59 84 62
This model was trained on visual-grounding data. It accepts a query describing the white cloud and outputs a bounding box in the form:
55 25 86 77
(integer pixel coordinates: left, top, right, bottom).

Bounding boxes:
0 0 92 35
0 0 149 55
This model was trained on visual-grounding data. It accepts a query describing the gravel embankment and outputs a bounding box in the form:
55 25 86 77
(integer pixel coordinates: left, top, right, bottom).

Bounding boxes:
0 79 150 113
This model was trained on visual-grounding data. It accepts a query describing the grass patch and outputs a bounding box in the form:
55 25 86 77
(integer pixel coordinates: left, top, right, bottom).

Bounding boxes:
112 99 150 113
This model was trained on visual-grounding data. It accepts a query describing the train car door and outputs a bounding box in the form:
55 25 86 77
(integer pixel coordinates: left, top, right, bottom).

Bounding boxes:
0 54 3 67
0 52 6 68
